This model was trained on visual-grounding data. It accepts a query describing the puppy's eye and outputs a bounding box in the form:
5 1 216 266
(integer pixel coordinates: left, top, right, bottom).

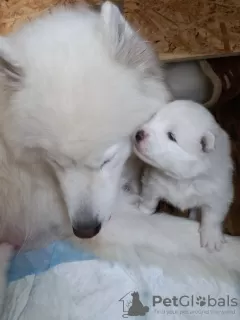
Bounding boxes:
167 131 177 142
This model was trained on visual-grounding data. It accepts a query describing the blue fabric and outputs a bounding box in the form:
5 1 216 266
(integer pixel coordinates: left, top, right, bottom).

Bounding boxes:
7 241 96 283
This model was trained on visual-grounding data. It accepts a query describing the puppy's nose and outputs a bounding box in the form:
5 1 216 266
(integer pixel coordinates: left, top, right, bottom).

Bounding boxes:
72 222 102 239
135 130 146 143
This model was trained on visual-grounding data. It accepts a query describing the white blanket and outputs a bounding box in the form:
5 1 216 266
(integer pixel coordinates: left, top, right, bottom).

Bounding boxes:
3 202 240 320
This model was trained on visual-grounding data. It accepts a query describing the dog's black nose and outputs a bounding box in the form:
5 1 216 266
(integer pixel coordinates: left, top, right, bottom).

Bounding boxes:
135 130 145 143
72 222 102 239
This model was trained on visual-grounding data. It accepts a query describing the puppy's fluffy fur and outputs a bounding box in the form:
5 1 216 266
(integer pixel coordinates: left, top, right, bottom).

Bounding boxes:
134 100 233 251
0 2 170 314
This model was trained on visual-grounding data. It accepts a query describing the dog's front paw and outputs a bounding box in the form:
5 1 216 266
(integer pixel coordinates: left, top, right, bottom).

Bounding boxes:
139 203 155 215
199 226 226 252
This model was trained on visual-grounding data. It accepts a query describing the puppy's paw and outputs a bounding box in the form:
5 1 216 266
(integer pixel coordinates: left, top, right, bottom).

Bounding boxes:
199 226 226 252
0 243 14 269
125 194 141 206
139 203 155 215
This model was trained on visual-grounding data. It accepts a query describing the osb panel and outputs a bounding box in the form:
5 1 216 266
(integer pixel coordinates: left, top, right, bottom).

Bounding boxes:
124 0 240 61
0 1 99 35
0 1 124 33
1 0 240 61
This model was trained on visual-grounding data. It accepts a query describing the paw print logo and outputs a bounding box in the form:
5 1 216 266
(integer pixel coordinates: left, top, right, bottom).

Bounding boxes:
196 296 206 307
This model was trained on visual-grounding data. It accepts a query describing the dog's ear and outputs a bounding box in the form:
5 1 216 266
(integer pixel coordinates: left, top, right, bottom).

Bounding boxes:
100 1 159 75
201 131 215 153
101 1 132 43
0 37 23 88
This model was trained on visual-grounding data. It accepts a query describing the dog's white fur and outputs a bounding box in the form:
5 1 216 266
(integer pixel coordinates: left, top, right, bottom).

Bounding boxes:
0 2 171 314
134 100 233 251
0 244 13 314
0 2 170 243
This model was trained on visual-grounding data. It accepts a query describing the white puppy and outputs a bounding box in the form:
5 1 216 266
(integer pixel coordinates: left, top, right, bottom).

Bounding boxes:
133 100 233 251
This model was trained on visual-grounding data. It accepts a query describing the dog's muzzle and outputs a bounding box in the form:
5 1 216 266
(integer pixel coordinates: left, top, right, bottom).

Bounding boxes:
72 221 102 239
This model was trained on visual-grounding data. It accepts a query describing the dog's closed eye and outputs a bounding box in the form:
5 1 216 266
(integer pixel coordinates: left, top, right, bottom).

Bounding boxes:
100 153 117 168
167 131 177 142
101 158 111 167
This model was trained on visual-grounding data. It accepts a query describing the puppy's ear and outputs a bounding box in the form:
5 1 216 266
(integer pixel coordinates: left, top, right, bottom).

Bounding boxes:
100 1 159 75
201 131 215 153
0 37 23 88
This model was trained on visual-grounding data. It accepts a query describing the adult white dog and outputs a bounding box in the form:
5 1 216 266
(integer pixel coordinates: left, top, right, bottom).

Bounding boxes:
0 2 170 244
0 2 170 311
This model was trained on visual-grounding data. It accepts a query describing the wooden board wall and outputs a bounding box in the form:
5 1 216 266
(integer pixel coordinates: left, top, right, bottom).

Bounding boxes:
124 0 240 61
1 0 240 61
